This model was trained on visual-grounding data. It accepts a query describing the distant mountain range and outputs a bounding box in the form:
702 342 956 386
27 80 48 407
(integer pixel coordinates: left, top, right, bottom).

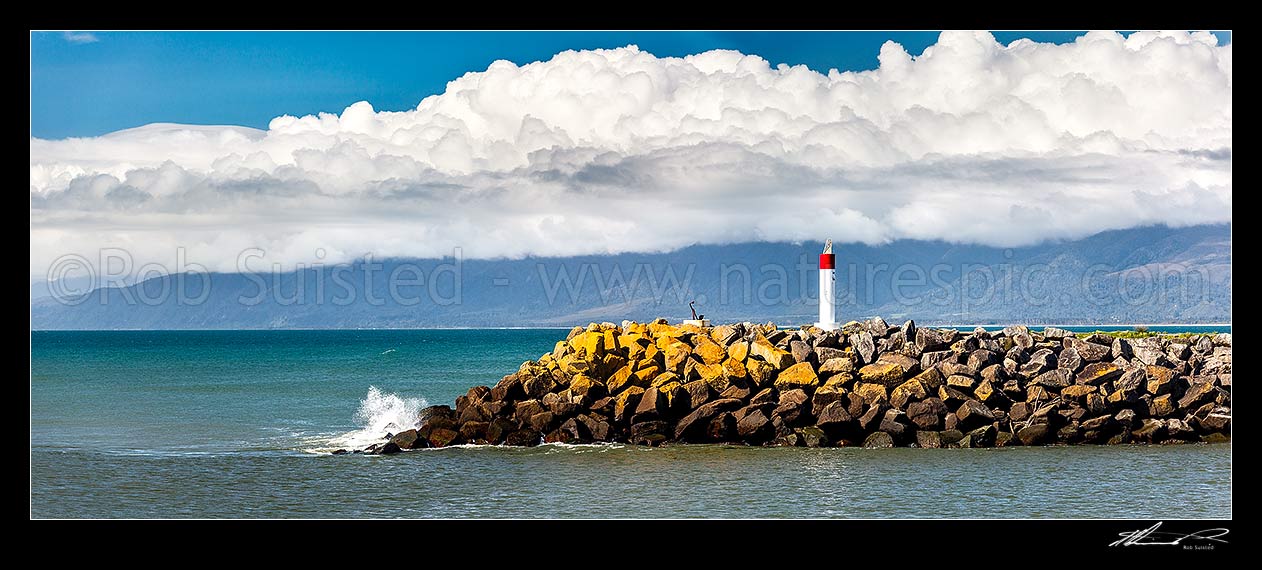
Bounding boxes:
31 224 1230 329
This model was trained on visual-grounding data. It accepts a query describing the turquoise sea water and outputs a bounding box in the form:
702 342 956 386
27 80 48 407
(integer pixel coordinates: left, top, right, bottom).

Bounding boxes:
30 328 1231 518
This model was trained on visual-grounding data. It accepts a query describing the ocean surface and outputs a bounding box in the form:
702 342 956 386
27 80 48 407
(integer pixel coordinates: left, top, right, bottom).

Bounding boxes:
30 328 1232 518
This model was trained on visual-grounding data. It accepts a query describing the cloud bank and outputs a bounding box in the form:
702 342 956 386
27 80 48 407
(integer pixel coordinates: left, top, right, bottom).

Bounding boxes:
30 30 1232 276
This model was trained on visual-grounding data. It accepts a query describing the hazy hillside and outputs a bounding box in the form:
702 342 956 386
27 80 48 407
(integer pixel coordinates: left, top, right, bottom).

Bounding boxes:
31 224 1231 329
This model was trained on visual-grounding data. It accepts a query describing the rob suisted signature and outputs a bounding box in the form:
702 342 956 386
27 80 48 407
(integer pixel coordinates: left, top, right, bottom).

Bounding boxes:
1110 522 1229 548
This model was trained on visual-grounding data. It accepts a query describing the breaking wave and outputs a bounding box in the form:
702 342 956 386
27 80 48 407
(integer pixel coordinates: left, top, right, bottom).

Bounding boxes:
321 386 427 451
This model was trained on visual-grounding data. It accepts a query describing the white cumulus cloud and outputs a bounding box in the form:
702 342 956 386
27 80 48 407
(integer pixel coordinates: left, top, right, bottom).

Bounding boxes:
30 30 1232 277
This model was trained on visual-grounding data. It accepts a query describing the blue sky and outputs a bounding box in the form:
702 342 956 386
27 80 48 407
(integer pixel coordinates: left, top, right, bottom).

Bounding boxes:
29 31 1232 139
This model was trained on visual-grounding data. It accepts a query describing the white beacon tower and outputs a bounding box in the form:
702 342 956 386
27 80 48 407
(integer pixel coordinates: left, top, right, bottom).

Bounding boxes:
815 240 839 331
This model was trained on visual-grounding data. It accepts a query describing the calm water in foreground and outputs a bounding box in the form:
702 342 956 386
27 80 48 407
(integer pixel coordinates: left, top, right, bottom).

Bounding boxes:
31 329 1231 518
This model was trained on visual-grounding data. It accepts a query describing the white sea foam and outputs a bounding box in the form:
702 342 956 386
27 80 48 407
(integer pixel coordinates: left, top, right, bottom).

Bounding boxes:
321 386 427 451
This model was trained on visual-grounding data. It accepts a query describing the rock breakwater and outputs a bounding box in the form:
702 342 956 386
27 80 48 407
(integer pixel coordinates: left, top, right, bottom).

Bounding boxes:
365 319 1231 452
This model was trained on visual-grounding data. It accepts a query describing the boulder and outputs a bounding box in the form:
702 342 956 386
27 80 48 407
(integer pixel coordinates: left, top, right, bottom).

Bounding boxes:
1080 415 1112 432
866 316 890 337
674 398 743 441
1149 394 1176 417
815 400 853 430
972 380 1006 407
916 328 947 351
1132 338 1170 367
938 385 970 408
956 399 995 430
789 340 813 364
1056 423 1083 444
1086 392 1108 414
577 415 613 442
878 352 920 376
613 387 646 423
966 350 999 372
863 431 895 448
1017 423 1051 446
814 346 848 364
1111 337 1133 360
858 362 906 388
1178 380 1220 410
964 425 997 448
692 335 727 365
1114 408 1137 430
890 379 928 410
908 368 944 393
719 383 751 401
558 417 591 441
633 385 668 419
980 364 1008 385
527 411 557 433
879 409 911 441
681 380 713 410
707 412 738 442
773 389 811 424
1166 418 1197 441
427 427 460 448
907 398 946 430
664 342 693 374
1196 409 1231 433
736 408 773 442
1008 401 1031 423
810 385 846 416
1065 337 1110 362
504 429 541 447
750 335 796 370
745 359 777 387
920 350 955 371
1031 369 1072 389
372 442 402 455
1020 349 1056 376
818 358 856 379
569 374 608 400
750 387 778 406
937 362 975 378
1145 366 1178 395
946 374 977 391
996 432 1020 447
774 362 822 390
1107 369 1146 404
1042 327 1072 339
799 426 830 448
389 429 422 450
858 404 886 432
630 421 670 446
486 418 518 444
1132 419 1166 443
901 320 917 343
854 383 889 405
711 324 743 347
915 431 943 448
1076 362 1122 386
850 331 877 364
459 421 490 443
1060 384 1096 404
771 433 802 447
1057 348 1083 373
